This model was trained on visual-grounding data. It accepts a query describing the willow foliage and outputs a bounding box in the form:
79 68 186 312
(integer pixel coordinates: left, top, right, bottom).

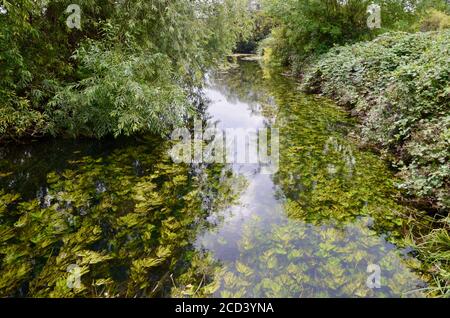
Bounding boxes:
0 0 253 140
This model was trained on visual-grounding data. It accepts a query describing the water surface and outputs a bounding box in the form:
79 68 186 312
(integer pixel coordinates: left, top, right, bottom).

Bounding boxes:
0 60 427 297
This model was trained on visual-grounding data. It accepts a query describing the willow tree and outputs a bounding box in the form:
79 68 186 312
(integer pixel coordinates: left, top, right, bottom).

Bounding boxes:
0 0 253 140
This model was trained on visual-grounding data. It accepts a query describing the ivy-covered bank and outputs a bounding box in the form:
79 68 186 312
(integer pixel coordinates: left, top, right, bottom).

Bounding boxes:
302 30 449 212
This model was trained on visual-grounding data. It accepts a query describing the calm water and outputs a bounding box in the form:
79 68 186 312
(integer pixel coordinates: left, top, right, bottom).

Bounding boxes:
0 60 427 297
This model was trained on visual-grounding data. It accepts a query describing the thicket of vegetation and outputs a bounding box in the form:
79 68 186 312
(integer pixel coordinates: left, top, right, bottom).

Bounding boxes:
235 8 273 54
302 31 449 211
259 0 450 210
0 0 252 141
261 0 450 71
1 0 449 298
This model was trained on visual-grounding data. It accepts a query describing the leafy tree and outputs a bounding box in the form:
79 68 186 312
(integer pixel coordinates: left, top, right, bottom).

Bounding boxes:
417 8 450 30
235 4 273 54
261 0 450 68
0 0 253 140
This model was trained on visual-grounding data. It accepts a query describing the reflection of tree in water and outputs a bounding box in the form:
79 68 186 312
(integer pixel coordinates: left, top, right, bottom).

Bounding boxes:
211 65 429 298
0 135 244 297
210 61 278 121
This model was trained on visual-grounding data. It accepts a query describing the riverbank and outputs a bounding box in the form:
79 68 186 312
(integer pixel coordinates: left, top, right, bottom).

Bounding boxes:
297 30 449 296
301 31 449 213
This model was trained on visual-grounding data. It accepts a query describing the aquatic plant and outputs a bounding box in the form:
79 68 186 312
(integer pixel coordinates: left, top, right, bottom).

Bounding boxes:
0 136 244 297
302 30 449 212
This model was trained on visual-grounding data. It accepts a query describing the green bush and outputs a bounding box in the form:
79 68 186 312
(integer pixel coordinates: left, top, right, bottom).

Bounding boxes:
303 30 450 210
46 45 190 138
261 0 449 71
418 9 450 31
0 0 252 141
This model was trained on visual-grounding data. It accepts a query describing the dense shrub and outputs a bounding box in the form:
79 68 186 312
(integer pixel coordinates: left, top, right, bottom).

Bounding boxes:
302 30 450 210
418 8 450 31
235 8 272 54
0 0 252 141
261 0 449 71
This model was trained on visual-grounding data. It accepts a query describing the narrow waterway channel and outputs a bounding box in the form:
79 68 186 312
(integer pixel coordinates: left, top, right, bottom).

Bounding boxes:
0 60 428 297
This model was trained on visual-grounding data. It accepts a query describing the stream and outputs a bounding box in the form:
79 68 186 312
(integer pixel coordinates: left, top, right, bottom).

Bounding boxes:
0 60 428 297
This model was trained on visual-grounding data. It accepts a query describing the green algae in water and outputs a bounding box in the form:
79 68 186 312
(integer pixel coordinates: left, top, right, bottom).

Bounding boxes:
0 61 431 298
